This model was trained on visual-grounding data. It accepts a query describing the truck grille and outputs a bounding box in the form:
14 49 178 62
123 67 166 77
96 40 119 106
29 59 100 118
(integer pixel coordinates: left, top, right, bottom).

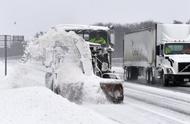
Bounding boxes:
178 63 190 72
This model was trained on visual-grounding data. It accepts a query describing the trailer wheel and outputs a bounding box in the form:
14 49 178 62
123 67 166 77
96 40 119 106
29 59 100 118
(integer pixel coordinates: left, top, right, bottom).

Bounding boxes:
131 67 138 80
123 68 131 81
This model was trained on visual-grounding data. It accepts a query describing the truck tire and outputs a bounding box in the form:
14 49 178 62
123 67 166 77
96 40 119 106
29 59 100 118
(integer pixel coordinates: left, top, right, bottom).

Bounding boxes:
124 67 130 81
131 67 138 80
124 67 138 80
124 68 128 81
161 74 169 86
146 68 154 84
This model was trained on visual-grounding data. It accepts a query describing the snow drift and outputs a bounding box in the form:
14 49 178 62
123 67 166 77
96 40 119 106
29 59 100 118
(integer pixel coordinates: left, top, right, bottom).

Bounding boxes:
0 87 119 124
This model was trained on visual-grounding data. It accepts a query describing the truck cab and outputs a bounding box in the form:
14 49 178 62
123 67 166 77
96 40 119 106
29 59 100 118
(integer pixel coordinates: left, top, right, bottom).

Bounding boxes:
124 24 190 86
52 24 115 77
156 41 190 85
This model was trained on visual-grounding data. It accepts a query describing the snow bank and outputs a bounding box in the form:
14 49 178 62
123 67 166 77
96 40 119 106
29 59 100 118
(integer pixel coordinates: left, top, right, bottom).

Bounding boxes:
0 61 45 89
0 87 119 124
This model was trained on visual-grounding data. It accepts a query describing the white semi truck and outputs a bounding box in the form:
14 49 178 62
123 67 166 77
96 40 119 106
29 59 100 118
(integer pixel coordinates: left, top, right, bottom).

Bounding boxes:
123 24 190 86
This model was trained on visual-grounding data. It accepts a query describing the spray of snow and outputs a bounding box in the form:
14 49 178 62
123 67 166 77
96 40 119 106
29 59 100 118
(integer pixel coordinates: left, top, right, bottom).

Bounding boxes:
0 29 120 124
23 28 108 104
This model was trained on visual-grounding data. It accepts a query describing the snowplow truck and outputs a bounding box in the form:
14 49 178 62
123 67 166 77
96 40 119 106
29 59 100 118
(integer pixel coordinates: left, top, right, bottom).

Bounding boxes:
123 24 190 86
44 24 123 103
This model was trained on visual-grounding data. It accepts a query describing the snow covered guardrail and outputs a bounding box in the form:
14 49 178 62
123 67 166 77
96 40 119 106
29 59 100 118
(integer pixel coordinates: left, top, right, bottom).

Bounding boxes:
124 83 190 115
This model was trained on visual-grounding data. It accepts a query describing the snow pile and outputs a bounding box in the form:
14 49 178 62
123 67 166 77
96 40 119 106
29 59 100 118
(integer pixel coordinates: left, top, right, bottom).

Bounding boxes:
0 87 119 124
26 29 108 103
0 61 45 89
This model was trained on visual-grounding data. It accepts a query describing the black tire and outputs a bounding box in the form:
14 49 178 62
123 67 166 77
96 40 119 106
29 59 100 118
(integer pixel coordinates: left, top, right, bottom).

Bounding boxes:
146 68 154 84
124 67 138 80
161 74 169 86
124 69 127 81
124 68 129 81
128 67 138 80
131 67 138 80
128 68 132 80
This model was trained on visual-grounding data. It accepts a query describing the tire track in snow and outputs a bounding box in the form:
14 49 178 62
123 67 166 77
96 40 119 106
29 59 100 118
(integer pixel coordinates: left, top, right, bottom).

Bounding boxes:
124 84 190 115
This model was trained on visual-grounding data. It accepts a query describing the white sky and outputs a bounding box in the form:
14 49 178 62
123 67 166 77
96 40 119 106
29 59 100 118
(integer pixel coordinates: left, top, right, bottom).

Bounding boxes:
0 0 190 39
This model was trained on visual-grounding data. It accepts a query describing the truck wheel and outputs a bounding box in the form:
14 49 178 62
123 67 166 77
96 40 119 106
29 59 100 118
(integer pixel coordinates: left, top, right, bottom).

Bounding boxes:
124 68 130 81
161 74 169 86
124 68 128 81
128 69 132 80
126 67 133 80
131 67 138 80
146 68 154 84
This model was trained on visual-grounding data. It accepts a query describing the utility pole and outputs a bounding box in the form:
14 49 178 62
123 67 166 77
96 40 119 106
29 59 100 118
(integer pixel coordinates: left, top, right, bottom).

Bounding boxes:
4 35 7 76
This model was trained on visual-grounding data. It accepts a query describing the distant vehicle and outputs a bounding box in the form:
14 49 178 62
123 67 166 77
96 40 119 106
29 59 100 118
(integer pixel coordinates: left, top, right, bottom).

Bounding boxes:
123 24 190 86
45 24 124 103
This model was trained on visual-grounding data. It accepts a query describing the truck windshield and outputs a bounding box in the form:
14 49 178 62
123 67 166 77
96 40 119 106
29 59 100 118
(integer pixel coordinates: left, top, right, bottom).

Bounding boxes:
66 30 109 45
88 31 108 45
164 43 190 55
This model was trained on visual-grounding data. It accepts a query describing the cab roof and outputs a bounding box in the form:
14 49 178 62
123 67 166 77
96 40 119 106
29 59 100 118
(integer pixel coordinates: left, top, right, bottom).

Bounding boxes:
51 24 110 31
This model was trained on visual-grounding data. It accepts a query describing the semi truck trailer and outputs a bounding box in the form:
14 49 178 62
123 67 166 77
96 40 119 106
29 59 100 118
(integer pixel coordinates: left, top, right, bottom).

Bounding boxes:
123 24 190 86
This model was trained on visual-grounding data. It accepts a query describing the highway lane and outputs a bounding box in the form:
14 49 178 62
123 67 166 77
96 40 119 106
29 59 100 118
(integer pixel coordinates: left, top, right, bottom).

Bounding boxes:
86 82 190 124
127 78 190 94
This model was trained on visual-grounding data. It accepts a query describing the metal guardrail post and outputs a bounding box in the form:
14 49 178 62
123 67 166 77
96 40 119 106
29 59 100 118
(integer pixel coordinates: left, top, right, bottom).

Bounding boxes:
4 35 7 76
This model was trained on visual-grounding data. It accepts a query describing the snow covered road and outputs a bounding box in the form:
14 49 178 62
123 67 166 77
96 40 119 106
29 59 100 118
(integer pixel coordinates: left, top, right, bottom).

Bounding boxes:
86 82 190 124
1 59 190 124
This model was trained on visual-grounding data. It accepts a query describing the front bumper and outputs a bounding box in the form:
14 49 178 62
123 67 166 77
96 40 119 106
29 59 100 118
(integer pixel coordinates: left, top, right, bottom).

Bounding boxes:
166 74 190 83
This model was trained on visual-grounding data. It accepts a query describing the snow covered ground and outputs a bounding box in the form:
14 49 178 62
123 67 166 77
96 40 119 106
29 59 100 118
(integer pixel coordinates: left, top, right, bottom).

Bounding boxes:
0 61 45 89
1 29 190 124
86 65 190 124
0 28 121 124
1 58 190 124
0 87 119 124
87 82 190 124
87 96 190 124
0 59 121 124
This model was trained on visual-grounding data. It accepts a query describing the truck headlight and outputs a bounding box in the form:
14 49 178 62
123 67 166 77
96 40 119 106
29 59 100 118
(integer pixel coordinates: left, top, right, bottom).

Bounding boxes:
166 68 173 74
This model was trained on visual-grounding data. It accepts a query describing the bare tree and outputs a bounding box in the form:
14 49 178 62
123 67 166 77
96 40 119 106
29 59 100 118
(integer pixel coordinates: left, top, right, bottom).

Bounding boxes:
186 19 190 24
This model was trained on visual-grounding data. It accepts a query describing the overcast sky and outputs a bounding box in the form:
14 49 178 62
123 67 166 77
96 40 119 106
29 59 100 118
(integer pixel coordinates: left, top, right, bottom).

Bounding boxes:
1 0 190 39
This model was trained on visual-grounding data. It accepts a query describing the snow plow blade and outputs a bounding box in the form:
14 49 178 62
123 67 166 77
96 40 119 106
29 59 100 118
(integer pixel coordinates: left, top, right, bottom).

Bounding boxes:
100 82 124 103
